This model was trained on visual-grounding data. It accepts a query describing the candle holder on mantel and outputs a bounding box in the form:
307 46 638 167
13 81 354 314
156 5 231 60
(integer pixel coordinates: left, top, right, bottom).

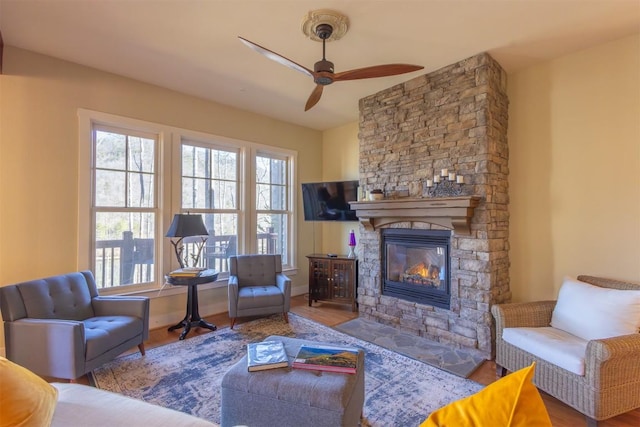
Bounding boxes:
424 168 466 197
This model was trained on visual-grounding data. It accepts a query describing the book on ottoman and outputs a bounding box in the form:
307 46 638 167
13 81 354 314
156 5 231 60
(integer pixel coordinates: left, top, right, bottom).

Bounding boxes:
292 344 359 374
247 340 289 372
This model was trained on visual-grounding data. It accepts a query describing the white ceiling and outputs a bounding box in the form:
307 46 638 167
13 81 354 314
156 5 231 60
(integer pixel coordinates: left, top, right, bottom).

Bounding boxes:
1 0 639 131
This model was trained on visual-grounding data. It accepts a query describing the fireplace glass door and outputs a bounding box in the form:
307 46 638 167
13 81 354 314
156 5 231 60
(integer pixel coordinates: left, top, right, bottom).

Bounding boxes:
382 229 451 309
386 244 446 290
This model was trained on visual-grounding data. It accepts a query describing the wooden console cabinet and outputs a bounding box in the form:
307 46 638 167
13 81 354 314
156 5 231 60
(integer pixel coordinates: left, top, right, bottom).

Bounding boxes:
307 254 358 312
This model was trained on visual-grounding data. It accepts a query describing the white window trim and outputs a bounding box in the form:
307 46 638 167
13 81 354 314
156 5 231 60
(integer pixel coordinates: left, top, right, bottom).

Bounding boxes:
171 130 247 266
78 109 173 294
253 148 296 268
78 109 297 295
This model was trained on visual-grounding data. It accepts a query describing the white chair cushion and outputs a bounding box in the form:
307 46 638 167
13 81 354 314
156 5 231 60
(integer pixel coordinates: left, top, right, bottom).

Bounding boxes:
550 277 640 341
502 327 588 375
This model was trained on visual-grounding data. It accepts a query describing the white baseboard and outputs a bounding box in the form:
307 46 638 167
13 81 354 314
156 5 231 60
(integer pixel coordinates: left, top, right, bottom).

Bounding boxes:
149 284 308 331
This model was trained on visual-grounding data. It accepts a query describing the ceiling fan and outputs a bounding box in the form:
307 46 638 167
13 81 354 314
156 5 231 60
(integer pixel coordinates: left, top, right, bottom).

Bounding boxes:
238 23 424 111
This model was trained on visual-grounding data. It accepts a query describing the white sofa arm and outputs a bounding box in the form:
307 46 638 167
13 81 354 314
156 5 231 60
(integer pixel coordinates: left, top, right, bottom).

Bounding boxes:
52 383 219 426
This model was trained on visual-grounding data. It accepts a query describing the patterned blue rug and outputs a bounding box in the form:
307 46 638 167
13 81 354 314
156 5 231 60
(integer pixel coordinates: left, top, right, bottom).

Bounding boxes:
90 313 483 426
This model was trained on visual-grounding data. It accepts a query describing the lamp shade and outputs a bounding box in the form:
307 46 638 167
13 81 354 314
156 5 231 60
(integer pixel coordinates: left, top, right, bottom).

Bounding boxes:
165 214 208 238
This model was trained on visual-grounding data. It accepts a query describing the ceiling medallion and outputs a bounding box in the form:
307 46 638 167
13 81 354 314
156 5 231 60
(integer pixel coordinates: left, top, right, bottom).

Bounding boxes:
301 9 349 42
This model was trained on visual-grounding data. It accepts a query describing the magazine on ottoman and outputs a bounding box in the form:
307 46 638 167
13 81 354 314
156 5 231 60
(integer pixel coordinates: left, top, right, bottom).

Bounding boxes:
292 344 358 374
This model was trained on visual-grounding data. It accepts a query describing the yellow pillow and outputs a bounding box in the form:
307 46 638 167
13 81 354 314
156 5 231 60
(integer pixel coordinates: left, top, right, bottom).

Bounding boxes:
0 357 58 427
420 363 551 427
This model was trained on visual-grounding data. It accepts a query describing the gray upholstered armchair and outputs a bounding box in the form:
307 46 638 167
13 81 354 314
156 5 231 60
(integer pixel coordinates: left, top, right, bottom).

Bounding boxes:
0 270 149 381
227 254 291 329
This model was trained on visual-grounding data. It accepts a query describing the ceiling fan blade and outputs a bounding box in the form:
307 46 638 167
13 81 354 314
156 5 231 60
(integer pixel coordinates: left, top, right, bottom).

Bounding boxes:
333 64 424 81
305 85 324 111
238 36 313 77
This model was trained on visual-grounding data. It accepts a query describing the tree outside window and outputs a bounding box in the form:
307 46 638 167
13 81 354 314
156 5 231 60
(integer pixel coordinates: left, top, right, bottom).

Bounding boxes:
256 154 290 263
181 143 238 274
93 128 157 288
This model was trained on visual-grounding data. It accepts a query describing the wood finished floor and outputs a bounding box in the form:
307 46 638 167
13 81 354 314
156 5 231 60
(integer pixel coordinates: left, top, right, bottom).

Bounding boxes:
80 294 639 427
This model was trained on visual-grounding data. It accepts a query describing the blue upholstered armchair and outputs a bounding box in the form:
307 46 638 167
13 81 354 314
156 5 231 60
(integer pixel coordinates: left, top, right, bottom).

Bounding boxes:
227 254 291 329
0 270 149 380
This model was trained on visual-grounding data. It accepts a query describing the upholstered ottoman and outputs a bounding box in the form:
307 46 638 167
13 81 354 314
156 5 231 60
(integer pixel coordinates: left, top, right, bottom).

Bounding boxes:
220 335 365 427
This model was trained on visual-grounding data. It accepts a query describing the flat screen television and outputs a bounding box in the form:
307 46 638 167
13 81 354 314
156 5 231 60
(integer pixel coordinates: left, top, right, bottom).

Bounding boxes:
301 180 359 221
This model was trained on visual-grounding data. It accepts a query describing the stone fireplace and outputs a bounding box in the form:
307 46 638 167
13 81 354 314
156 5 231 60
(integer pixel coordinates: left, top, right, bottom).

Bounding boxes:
353 52 511 359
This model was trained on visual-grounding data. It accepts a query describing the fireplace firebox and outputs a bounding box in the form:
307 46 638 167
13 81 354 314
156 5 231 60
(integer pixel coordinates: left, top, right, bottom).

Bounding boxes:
381 229 451 309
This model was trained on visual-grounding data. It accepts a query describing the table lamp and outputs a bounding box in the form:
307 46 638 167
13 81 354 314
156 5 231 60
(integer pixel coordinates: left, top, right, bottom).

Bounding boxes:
165 214 209 269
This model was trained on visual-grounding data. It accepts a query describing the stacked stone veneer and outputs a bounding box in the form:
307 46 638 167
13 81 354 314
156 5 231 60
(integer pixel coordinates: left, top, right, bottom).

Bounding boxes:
357 53 510 359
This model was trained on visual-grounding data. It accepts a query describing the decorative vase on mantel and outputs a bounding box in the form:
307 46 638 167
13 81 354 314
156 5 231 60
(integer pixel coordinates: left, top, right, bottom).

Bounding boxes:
348 229 357 258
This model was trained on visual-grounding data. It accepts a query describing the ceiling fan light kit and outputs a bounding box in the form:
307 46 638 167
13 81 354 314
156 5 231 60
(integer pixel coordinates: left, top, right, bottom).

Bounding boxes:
239 9 424 111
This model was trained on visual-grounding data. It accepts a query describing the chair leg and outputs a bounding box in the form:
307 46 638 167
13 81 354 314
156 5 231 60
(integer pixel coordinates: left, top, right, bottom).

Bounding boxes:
496 364 507 377
586 416 598 427
138 343 146 356
283 312 289 323
230 318 236 329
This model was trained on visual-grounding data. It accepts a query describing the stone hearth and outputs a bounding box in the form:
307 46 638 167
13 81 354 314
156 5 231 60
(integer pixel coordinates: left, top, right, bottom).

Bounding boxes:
356 52 510 359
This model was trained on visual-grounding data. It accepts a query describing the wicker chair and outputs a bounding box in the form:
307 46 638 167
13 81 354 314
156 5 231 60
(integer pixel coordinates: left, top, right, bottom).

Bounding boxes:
491 275 640 427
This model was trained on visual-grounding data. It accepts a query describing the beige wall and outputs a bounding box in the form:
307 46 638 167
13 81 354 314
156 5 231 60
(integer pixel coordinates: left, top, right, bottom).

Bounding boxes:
0 47 323 340
320 122 360 256
508 34 640 300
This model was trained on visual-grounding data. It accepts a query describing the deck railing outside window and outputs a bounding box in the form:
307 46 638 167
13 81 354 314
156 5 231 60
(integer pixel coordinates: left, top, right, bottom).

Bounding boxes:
94 231 278 289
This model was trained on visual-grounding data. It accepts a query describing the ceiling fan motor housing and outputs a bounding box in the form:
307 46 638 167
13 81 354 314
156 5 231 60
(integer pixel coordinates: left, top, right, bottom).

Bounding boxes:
314 59 335 85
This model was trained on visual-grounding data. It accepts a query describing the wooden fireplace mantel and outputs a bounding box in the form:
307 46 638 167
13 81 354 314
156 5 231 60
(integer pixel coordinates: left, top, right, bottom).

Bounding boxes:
349 196 481 235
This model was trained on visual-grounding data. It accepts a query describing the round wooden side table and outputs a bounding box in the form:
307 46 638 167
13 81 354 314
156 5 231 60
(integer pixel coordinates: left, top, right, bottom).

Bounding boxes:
166 269 218 340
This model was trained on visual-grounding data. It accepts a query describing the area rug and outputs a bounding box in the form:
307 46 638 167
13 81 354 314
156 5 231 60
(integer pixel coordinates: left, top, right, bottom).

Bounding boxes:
335 317 486 378
90 313 483 426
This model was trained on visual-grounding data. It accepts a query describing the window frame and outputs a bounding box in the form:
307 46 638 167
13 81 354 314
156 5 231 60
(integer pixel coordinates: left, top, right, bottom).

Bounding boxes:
92 124 160 289
254 149 294 265
174 136 242 277
79 109 297 295
79 110 173 294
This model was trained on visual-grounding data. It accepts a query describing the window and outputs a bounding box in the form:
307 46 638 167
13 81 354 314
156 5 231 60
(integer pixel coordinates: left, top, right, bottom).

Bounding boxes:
256 153 291 261
92 126 158 289
179 142 239 274
79 109 297 292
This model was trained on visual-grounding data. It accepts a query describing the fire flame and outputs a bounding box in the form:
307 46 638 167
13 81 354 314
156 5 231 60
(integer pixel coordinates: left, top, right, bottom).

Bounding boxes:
407 263 440 279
